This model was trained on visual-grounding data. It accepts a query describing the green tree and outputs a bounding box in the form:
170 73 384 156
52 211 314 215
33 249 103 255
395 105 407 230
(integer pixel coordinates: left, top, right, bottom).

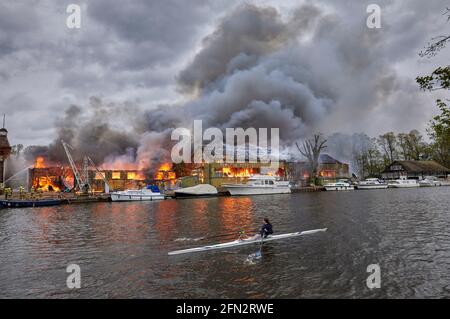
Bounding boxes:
428 100 450 167
397 130 427 160
416 7 450 167
377 132 397 165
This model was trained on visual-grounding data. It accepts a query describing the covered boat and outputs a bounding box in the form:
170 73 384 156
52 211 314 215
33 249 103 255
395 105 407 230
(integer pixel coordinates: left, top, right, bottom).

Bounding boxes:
174 184 218 198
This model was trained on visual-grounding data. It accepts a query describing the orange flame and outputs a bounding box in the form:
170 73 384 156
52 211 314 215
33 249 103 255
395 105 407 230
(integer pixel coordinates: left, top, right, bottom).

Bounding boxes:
222 167 255 178
33 177 61 192
155 163 176 180
34 156 46 168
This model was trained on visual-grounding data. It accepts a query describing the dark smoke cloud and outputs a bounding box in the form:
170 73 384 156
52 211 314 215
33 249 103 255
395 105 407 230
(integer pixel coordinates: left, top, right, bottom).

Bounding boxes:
25 97 143 166
3 1 449 173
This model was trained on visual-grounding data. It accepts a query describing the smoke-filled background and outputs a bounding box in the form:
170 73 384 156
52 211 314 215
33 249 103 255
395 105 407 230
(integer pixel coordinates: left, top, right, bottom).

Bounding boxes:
1 0 448 174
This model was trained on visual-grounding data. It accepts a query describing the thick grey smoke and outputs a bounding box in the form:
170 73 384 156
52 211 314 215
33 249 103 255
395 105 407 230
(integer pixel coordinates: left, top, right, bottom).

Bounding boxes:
137 3 403 156
25 97 143 166
15 2 446 172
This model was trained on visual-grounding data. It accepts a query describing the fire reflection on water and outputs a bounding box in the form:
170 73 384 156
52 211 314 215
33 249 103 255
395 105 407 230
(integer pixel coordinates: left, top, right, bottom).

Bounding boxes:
217 197 255 237
153 200 179 243
90 203 149 247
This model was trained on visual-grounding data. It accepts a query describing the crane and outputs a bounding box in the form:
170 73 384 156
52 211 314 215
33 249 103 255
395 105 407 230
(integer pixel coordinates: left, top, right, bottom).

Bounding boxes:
61 140 91 193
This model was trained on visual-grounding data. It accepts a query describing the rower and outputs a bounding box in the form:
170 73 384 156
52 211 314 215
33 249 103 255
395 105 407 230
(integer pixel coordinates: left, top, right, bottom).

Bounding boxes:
260 218 273 238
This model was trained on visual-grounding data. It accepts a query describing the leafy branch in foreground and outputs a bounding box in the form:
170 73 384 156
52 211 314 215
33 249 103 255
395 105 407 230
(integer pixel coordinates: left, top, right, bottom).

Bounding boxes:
416 66 450 91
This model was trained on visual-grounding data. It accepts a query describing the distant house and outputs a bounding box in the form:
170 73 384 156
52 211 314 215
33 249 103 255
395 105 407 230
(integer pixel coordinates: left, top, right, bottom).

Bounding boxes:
287 154 350 186
381 160 450 180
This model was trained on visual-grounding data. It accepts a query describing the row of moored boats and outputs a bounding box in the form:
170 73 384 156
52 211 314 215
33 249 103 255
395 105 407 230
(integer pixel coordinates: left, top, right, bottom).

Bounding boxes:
106 175 449 202
324 176 449 191
110 175 290 201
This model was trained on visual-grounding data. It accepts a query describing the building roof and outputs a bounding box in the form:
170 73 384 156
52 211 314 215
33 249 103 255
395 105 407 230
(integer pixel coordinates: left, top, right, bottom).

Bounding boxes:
288 153 347 165
319 154 343 165
384 160 450 173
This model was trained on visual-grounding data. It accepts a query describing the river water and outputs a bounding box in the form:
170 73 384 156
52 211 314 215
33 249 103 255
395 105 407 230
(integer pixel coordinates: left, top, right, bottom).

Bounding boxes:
1 187 450 298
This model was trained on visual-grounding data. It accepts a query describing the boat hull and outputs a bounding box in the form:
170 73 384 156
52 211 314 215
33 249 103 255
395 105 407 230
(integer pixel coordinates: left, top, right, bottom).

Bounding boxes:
224 185 291 196
0 199 64 208
356 184 388 190
324 186 355 191
168 228 327 255
174 192 217 198
173 184 218 198
388 184 419 188
419 182 442 187
110 194 165 202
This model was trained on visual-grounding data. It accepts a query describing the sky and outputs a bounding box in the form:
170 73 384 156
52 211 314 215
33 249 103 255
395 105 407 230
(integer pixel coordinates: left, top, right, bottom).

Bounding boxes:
0 0 449 152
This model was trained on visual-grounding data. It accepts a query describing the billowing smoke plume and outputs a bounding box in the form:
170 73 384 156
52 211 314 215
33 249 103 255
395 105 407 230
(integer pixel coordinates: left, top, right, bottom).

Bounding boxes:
139 3 399 150
22 3 403 170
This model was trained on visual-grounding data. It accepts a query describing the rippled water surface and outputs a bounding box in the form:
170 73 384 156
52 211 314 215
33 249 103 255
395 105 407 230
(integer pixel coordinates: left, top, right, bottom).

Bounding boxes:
1 187 450 298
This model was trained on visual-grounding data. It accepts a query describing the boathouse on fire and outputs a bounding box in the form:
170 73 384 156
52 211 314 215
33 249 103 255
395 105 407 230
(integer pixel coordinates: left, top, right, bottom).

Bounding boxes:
381 160 450 180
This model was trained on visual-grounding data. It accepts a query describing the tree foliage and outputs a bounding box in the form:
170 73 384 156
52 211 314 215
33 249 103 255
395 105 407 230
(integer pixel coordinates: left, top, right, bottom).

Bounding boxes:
416 7 450 168
428 99 450 167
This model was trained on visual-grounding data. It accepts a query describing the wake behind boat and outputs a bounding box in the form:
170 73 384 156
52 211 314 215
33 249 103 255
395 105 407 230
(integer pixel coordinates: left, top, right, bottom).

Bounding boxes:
168 228 327 256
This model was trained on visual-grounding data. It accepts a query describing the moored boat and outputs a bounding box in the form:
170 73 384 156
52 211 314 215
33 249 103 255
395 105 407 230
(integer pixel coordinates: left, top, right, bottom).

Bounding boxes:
324 180 355 191
223 175 291 196
110 185 165 202
174 184 218 198
356 178 388 190
387 179 419 188
418 176 443 187
0 199 64 208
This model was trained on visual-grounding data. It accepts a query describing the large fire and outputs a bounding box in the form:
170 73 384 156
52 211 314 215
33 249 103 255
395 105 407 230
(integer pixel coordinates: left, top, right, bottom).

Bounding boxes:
34 156 46 168
33 177 61 192
32 157 63 192
155 163 176 181
222 167 256 178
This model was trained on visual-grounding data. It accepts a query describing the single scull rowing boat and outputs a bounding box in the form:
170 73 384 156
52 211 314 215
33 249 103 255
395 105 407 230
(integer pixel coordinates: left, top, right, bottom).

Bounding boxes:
168 228 327 256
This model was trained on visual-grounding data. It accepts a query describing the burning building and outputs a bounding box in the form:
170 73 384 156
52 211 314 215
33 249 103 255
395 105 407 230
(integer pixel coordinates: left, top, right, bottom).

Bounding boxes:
286 154 350 186
28 157 74 192
91 170 146 193
27 156 147 193
174 161 287 189
153 162 177 190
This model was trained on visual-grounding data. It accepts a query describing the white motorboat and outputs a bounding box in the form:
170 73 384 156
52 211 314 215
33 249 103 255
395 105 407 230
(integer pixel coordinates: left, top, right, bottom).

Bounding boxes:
356 178 388 190
387 179 419 188
223 175 291 196
110 185 165 202
324 180 355 191
174 184 218 198
419 176 443 187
